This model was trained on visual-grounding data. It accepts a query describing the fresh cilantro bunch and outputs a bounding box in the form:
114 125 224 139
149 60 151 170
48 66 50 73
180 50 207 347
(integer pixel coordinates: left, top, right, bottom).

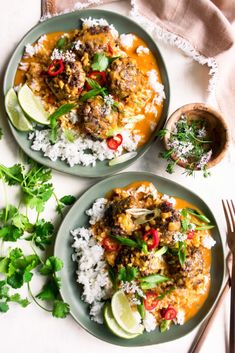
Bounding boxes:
0 162 53 213
0 159 75 319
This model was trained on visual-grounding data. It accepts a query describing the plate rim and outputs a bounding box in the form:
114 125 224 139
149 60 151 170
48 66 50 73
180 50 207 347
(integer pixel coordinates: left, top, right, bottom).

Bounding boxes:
3 8 170 178
54 170 225 346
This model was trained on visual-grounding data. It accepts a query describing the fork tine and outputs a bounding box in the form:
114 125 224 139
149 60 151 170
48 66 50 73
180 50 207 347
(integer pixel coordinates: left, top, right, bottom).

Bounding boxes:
227 200 235 232
222 200 232 233
231 200 235 222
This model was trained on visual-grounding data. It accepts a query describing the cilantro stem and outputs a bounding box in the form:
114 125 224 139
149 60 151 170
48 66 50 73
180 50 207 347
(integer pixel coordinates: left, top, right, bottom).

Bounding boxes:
53 192 63 220
29 241 44 265
0 239 4 258
189 133 212 144
27 283 52 313
2 180 9 224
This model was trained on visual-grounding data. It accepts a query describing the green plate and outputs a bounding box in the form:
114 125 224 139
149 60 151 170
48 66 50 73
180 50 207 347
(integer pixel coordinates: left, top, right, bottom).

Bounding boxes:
54 171 224 346
3 9 170 178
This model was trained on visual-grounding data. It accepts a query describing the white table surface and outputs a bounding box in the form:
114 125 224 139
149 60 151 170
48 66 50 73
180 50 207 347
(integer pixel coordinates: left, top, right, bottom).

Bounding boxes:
0 1 233 352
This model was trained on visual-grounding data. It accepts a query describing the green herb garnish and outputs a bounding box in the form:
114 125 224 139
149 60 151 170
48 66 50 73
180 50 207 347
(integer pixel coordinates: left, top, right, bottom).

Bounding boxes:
118 266 139 282
160 319 171 332
159 116 213 177
111 235 138 248
91 53 109 71
137 298 146 320
49 103 77 144
178 241 187 267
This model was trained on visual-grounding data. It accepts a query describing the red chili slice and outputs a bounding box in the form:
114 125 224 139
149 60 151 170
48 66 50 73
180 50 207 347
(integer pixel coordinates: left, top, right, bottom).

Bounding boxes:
102 236 120 252
108 43 114 55
187 230 195 239
48 59 64 76
143 229 159 250
106 134 123 150
86 71 107 89
161 306 177 320
144 291 159 311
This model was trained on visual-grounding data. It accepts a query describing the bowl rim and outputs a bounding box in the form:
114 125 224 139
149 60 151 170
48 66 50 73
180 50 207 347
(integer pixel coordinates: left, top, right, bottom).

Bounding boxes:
163 102 230 170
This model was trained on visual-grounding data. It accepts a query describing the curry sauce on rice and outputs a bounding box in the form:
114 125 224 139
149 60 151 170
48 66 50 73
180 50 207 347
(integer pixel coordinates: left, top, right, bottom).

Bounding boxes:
14 17 165 167
71 181 216 335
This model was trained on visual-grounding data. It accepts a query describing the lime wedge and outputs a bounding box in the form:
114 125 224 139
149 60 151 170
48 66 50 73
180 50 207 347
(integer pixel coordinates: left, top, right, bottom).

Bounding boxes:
109 152 137 166
111 290 144 334
18 84 50 125
5 88 33 131
104 303 140 339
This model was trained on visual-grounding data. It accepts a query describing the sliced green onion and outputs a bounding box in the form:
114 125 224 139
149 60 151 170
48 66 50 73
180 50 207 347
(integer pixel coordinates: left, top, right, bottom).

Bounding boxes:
195 225 215 230
126 208 154 217
140 274 170 283
155 246 168 257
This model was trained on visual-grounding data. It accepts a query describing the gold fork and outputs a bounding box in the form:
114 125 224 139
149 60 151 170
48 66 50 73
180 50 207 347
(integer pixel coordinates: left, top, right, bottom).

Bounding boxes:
222 199 235 353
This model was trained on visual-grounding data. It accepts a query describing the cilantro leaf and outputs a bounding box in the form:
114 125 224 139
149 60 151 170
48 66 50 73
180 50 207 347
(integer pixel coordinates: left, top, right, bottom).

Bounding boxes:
12 213 29 230
0 225 23 241
56 195 76 214
0 127 3 140
36 277 60 301
0 258 10 274
7 272 24 289
52 300 70 318
0 164 24 185
118 266 139 282
9 294 30 307
91 53 109 71
39 256 63 276
59 195 76 206
0 301 9 313
27 220 54 250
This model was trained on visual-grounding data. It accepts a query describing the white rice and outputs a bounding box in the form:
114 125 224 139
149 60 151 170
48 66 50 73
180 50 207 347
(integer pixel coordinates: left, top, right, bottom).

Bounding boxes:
71 227 113 306
173 309 185 325
29 128 140 167
143 311 157 332
90 301 105 324
173 232 187 243
161 194 177 206
24 35 47 57
136 45 150 55
121 280 145 298
146 69 166 105
81 17 119 39
51 48 76 62
74 39 83 50
120 34 135 49
202 235 216 249
86 198 108 225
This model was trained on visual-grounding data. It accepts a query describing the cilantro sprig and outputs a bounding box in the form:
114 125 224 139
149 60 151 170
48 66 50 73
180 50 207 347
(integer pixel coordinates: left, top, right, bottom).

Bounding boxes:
0 159 75 319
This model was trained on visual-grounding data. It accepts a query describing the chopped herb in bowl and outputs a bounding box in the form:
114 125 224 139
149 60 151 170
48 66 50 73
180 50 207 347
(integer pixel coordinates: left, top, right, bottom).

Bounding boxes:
158 103 229 177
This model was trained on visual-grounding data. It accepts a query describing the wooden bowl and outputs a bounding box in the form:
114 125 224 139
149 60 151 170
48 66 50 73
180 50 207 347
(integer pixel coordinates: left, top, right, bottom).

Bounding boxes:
164 103 229 169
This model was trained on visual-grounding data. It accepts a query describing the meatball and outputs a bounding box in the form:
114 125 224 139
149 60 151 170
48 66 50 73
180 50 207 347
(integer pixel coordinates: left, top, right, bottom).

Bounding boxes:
78 96 118 140
46 61 85 101
108 57 143 98
166 247 204 288
76 25 116 57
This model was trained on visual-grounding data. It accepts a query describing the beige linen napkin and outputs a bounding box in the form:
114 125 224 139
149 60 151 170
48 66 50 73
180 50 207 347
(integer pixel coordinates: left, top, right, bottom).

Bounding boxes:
41 0 235 132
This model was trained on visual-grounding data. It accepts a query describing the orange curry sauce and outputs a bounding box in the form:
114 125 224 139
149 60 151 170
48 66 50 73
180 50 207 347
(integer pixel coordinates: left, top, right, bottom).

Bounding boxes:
122 181 211 322
14 32 164 146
